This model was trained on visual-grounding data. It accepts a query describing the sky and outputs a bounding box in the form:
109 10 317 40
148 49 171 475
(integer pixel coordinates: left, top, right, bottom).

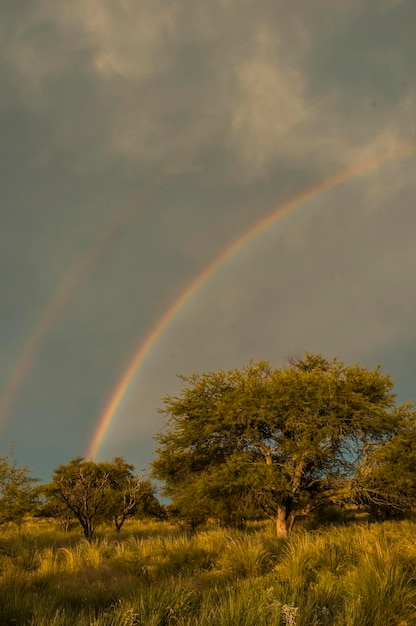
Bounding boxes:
1 0 415 482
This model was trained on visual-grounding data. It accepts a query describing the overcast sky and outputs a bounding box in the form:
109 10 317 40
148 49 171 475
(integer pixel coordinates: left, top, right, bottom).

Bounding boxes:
1 0 415 481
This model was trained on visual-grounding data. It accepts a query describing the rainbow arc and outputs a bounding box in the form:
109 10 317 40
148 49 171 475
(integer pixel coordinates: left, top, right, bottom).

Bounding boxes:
86 140 416 459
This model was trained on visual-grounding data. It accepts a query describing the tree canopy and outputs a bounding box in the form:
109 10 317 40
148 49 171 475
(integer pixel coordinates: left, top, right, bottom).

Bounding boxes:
0 447 38 529
152 353 410 536
45 456 160 541
354 409 416 516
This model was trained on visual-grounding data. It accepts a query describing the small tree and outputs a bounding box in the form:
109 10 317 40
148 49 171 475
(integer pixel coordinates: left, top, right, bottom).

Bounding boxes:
152 353 408 537
47 457 110 541
101 457 161 532
0 448 38 530
46 456 161 539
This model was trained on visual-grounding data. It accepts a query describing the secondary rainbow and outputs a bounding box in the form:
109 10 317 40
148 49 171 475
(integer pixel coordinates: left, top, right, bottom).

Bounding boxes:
0 129 217 431
87 140 416 460
0 162 176 429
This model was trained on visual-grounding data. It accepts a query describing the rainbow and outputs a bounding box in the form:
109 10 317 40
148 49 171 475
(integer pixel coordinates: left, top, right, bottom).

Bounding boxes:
0 126 219 432
86 140 416 460
0 163 173 429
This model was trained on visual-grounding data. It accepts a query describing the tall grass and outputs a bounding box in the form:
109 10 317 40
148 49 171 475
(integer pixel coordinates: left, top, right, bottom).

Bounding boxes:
1 518 416 624
273 524 416 625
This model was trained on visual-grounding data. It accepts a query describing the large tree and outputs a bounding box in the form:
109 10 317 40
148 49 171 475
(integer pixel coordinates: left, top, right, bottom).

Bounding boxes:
152 353 408 536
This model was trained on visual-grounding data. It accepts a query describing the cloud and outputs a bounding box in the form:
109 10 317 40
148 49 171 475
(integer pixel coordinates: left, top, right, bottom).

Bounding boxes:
52 0 178 81
0 11 81 99
3 0 413 181
219 3 416 180
380 0 408 10
227 25 312 178
2 0 178 89
2 0 414 235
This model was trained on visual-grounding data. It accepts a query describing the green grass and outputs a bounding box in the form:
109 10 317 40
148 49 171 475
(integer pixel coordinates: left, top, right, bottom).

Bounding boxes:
1 518 416 624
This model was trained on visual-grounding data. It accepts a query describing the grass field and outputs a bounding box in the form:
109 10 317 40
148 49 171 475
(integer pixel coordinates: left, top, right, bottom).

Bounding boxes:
0 518 415 625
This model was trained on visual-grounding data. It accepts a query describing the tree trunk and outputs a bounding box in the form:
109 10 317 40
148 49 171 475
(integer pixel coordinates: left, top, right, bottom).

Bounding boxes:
114 514 125 532
288 511 297 533
275 504 289 538
81 520 94 543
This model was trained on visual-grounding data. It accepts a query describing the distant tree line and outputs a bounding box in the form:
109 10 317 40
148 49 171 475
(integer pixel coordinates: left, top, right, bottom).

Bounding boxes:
0 451 164 541
1 352 415 539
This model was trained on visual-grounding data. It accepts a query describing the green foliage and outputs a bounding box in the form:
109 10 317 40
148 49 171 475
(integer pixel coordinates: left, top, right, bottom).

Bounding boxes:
0 447 38 529
44 457 162 541
345 406 416 518
152 353 406 536
36 488 78 533
372 410 416 503
45 457 110 542
100 457 163 531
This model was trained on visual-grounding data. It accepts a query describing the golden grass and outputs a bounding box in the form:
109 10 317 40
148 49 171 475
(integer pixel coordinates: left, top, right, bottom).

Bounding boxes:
1 518 416 624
